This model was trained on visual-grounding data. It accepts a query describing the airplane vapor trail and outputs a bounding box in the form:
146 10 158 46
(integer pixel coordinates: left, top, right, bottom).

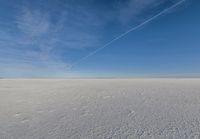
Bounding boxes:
72 0 186 67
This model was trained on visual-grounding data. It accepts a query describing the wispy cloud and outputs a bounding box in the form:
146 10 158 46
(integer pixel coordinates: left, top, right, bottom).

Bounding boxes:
73 0 186 66
0 0 187 77
0 1 102 77
0 8 69 76
118 0 167 24
17 8 50 37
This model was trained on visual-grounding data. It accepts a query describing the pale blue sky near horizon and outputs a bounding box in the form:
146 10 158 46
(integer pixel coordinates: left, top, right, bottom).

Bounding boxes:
0 0 200 78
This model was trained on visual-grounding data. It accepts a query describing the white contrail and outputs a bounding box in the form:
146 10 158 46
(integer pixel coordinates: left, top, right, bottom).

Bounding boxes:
72 0 186 67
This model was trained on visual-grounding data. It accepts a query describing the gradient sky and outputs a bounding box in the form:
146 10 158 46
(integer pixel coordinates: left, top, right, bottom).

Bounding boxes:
0 0 199 78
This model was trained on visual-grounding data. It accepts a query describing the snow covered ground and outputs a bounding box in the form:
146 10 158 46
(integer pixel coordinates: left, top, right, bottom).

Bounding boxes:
0 79 200 139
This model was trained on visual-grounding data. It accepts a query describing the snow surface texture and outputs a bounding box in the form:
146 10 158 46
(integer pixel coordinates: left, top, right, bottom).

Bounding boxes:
0 79 200 139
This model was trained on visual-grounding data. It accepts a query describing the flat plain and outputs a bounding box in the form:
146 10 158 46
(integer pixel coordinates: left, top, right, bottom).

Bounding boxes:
0 79 200 139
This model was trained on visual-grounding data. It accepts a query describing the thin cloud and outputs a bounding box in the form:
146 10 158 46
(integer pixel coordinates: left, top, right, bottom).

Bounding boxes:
17 8 50 37
0 1 102 76
72 0 186 66
0 0 188 77
118 0 167 24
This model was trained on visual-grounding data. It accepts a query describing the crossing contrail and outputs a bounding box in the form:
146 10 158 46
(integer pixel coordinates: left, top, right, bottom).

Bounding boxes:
72 0 186 67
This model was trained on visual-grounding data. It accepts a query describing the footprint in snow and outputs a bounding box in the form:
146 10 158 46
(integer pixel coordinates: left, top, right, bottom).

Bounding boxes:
13 113 21 117
21 118 30 124
103 95 112 99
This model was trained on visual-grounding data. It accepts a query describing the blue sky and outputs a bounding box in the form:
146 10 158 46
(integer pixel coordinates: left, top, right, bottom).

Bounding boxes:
0 0 199 78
